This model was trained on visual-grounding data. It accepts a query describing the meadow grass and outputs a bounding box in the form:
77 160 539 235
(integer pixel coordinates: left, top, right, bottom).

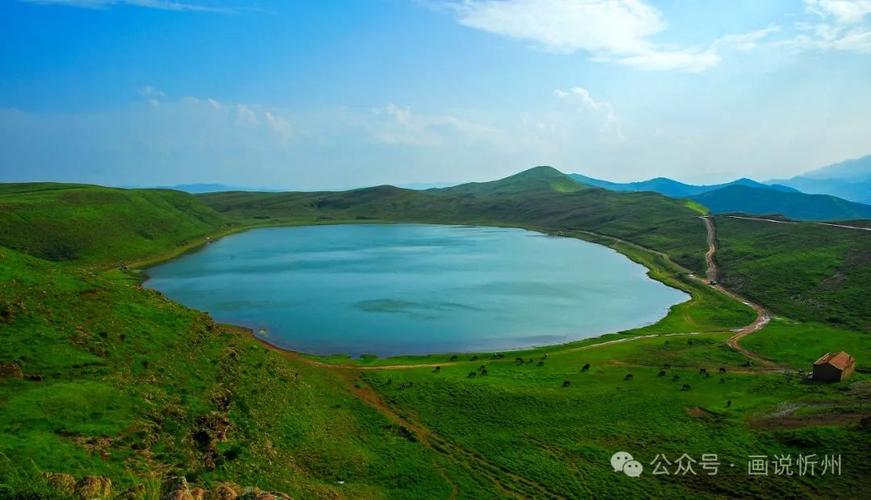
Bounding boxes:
715 216 871 331
0 176 869 498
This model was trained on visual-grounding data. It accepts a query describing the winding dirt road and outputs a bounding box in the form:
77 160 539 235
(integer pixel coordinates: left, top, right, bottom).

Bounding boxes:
700 216 776 368
727 215 871 232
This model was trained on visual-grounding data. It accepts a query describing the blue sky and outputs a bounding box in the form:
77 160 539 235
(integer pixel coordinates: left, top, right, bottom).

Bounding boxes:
1 0 870 189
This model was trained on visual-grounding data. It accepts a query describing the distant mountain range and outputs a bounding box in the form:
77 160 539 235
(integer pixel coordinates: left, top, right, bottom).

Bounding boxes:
570 166 871 222
769 155 871 205
568 174 797 198
688 185 871 221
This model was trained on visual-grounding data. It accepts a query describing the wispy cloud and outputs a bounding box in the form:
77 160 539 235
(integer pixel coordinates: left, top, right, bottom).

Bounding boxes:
775 1 871 54
367 104 502 147
446 0 779 72
806 0 871 24
22 0 236 13
553 87 623 142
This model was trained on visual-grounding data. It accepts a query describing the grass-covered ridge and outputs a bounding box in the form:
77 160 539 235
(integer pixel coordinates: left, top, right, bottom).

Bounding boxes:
0 245 456 498
0 183 229 266
715 216 871 331
202 166 711 273
0 167 869 498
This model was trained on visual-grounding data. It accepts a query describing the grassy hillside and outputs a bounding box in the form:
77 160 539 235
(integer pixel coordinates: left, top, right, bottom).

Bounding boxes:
0 183 229 266
1 172 869 498
691 185 871 221
715 216 871 330
203 167 710 273
0 245 460 498
438 166 587 195
364 331 869 499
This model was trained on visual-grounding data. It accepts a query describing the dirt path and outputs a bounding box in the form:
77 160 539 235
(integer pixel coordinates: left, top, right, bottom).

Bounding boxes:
728 215 871 232
726 215 796 225
701 216 719 283
701 216 780 369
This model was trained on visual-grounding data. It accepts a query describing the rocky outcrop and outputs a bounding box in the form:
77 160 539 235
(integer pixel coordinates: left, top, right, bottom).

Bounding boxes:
43 472 290 500
75 475 112 499
0 362 23 380
42 472 76 496
117 484 147 499
162 476 194 500
208 483 240 499
43 472 112 499
159 477 292 500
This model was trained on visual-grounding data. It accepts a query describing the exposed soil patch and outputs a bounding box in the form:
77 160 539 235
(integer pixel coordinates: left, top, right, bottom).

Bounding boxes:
685 406 717 419
750 413 870 430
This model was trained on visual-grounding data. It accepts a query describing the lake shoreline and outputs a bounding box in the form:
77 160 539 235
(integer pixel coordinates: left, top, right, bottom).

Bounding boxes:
144 223 690 359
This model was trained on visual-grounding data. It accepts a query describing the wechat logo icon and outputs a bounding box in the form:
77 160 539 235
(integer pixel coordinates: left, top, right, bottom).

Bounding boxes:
611 451 644 477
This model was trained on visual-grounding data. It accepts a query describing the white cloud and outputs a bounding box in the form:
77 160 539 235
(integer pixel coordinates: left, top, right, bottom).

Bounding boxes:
235 104 258 125
806 0 871 24
449 0 780 72
367 104 501 147
785 23 871 52
553 86 623 141
264 111 293 143
712 25 782 52
22 0 234 13
603 48 720 72
777 2 871 54
457 0 663 55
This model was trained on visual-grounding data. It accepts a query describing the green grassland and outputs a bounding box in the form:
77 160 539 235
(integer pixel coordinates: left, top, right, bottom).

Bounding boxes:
363 333 869 498
744 319 871 371
0 246 461 498
1 169 869 498
0 183 230 266
715 216 871 331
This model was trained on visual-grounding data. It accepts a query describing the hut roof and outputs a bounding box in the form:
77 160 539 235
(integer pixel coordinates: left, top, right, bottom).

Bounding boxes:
813 352 855 370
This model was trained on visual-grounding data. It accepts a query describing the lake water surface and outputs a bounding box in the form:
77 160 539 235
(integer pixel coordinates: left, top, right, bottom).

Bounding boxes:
145 224 688 356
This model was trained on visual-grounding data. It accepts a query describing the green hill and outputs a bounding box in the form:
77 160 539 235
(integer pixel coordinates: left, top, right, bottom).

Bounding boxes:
0 244 453 498
202 167 709 272
690 185 871 221
715 215 871 330
1 170 869 497
439 166 587 195
0 183 229 265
